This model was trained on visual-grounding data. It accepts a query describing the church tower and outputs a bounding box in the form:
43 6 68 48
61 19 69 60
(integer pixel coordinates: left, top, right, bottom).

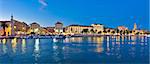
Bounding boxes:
133 23 137 30
11 15 15 36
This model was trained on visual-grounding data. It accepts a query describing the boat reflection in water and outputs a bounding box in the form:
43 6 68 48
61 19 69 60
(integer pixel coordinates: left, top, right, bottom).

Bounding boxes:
0 36 149 63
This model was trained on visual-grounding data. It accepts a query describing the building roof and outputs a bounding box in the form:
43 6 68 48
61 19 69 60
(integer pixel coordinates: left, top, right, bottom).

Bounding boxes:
31 22 39 24
92 23 103 25
43 27 55 29
0 21 11 23
13 20 29 26
30 22 40 26
69 24 92 27
55 22 63 24
117 25 127 27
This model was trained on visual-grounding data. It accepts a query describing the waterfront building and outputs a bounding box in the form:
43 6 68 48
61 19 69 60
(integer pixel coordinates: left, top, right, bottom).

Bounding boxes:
0 16 29 36
117 26 128 31
91 24 104 33
0 21 12 36
0 27 4 35
104 28 116 35
13 20 29 35
132 23 139 34
65 24 104 34
40 27 49 35
0 16 15 36
28 22 41 34
54 22 63 33
65 24 93 34
131 23 145 35
30 22 40 29
45 27 55 34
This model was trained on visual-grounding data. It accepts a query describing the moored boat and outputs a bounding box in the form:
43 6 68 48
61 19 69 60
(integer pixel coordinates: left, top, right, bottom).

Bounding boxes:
52 35 66 39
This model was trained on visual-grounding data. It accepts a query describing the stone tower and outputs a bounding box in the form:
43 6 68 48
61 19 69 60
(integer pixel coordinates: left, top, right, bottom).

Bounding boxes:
133 23 137 30
11 15 15 36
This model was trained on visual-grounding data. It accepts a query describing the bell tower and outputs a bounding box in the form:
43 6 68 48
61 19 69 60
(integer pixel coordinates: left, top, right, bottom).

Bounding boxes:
133 23 137 30
11 14 15 36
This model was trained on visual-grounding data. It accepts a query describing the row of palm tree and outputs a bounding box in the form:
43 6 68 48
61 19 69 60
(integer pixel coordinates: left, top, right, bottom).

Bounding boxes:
81 29 142 35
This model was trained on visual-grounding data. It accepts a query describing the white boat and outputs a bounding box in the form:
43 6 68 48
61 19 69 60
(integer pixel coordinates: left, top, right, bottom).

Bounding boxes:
52 35 66 39
147 35 150 37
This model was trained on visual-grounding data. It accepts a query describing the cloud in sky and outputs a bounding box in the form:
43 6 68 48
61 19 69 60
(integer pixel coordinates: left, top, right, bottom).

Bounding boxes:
38 0 48 10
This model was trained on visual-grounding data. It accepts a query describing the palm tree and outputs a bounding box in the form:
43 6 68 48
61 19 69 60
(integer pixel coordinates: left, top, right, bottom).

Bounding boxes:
82 29 89 34
1 22 8 36
120 30 123 35
126 30 129 35
122 30 126 35
111 31 115 35
103 30 107 35
116 29 120 35
90 29 95 34
107 30 110 33
95 30 97 33
136 32 140 35
98 31 102 34
130 31 132 35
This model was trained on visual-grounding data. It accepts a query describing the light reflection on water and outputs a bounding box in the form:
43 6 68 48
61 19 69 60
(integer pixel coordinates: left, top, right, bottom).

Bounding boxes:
0 36 149 63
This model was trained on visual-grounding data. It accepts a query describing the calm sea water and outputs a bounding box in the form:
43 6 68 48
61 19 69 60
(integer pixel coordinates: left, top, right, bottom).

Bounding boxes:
0 36 149 64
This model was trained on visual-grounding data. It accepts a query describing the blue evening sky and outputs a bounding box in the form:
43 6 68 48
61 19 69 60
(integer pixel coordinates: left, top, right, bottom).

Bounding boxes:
0 0 149 30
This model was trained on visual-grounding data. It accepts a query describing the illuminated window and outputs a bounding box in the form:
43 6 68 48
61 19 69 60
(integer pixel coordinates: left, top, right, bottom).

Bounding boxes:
14 26 16 29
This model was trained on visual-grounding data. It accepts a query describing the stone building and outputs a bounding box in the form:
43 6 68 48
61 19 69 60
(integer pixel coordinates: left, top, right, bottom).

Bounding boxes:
27 22 41 34
0 21 12 36
0 16 15 36
54 22 63 33
65 24 104 34
13 20 29 35
65 25 93 34
117 26 128 31
45 27 55 33
91 24 104 33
